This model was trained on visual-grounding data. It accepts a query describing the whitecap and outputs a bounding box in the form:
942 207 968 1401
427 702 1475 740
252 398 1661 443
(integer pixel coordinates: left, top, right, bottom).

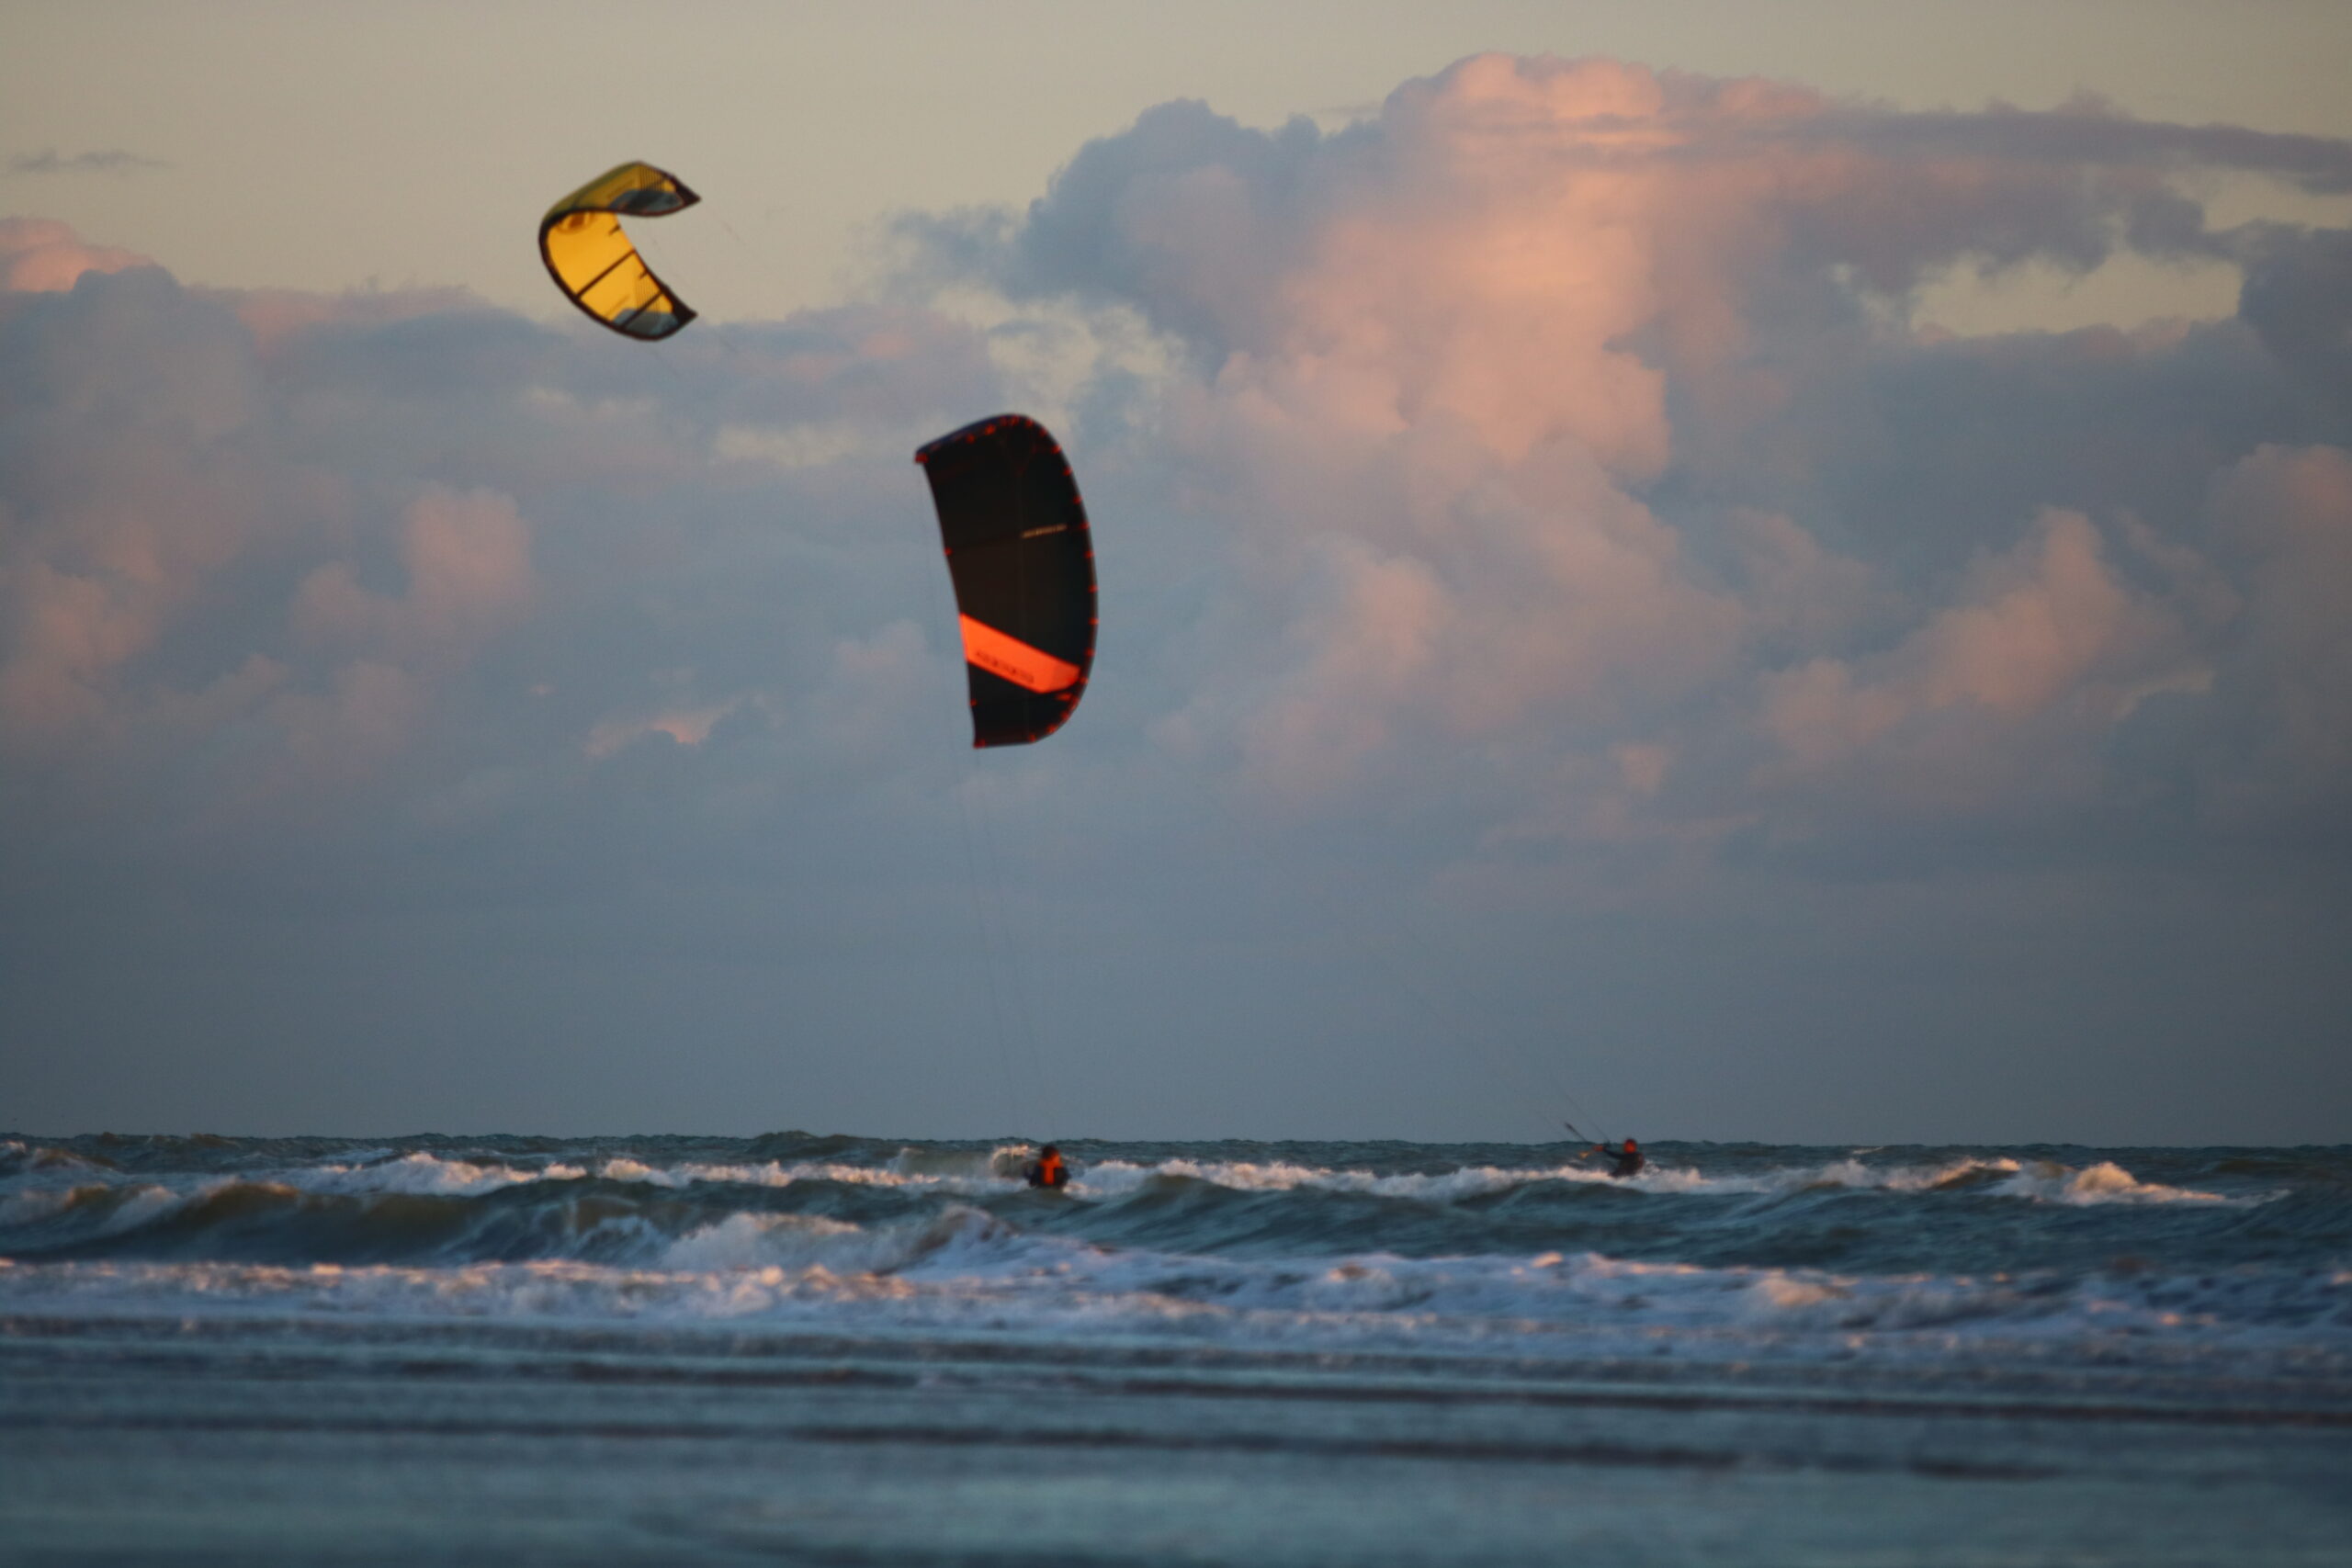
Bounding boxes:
1990 1159 2228 1206
289 1152 585 1196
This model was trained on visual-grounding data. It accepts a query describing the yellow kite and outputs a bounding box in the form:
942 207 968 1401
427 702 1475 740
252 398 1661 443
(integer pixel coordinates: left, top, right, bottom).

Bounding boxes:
537 163 698 341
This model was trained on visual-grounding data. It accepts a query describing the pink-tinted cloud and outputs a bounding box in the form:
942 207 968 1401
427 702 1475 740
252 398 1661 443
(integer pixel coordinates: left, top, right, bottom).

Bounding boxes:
584 700 743 759
0 267 288 754
292 487 535 671
223 286 486 355
6 62 2352 1141
0 220 1006 840
920 53 2352 846
1755 510 2201 817
0 216 150 292
6 68 2351 865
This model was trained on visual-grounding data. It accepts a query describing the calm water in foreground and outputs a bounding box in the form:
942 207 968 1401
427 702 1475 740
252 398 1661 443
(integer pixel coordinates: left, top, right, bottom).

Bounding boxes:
3 1132 2347 1565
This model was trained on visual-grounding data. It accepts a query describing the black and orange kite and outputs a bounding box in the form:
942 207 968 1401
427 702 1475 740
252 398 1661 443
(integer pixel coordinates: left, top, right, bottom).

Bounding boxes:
915 415 1098 748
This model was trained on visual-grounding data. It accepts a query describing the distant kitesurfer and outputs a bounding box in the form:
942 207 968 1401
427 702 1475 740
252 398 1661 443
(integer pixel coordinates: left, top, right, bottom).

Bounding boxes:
1584 1139 1644 1179
1025 1145 1069 1190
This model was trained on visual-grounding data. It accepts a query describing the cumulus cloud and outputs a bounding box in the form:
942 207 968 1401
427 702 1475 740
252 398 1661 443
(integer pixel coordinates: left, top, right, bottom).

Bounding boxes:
1753 510 2202 821
0 232 1004 852
5 52 2351 1138
902 53 2352 863
290 487 536 670
15 53 2341 873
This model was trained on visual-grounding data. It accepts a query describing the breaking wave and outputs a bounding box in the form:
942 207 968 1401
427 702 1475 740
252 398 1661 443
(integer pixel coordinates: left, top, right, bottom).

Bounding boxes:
3 1133 2344 1380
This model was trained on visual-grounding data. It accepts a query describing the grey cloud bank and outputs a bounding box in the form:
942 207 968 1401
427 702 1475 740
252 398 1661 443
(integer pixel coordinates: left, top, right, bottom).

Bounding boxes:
4 57 2348 1143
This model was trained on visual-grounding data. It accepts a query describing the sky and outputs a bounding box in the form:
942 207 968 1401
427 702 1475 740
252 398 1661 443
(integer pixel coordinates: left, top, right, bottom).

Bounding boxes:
3 2 2349 1144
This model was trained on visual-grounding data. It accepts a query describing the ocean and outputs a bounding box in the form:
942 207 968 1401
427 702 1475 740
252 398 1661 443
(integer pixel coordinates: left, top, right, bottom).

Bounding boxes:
4 1132 2347 1564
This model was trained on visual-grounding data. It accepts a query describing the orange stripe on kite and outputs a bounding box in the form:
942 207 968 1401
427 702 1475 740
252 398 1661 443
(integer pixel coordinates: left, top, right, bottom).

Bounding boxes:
959 615 1081 694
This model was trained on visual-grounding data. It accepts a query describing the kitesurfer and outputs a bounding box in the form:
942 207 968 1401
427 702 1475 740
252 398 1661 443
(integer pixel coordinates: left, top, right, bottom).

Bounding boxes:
1583 1139 1644 1179
1025 1145 1069 1190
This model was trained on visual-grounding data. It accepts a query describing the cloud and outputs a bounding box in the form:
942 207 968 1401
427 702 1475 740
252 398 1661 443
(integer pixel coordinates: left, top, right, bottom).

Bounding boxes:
1753 510 2201 821
0 215 152 291
1800 97 2352 198
290 487 536 671
899 53 2352 863
5 50 2352 1138
2236 227 2352 406
584 698 751 759
2199 443 2352 819
6 148 169 177
11 53 2352 886
0 238 1004 850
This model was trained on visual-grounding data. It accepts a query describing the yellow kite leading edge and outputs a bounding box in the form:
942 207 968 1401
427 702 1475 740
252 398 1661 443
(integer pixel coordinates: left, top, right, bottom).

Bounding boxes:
538 163 699 341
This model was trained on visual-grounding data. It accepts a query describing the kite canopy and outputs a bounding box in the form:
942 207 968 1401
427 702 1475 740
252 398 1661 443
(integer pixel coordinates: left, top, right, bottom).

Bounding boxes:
916 414 1098 748
538 162 699 341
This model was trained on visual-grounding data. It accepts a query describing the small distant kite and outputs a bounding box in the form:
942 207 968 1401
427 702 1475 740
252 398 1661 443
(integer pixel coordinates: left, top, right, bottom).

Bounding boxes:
915 415 1099 748
537 162 698 341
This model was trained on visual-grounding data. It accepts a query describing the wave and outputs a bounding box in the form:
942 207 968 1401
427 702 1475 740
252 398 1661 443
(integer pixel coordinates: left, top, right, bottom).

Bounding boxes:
0 1140 123 1179
5 1136 2253 1211
294 1152 590 1196
657 1206 1016 1275
1747 1156 2237 1206
1051 1153 2239 1208
0 1144 2278 1282
272 1146 1041 1201
0 1180 186 1241
6 1218 2346 1383
6 1134 2335 1361
3 1176 684 1267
